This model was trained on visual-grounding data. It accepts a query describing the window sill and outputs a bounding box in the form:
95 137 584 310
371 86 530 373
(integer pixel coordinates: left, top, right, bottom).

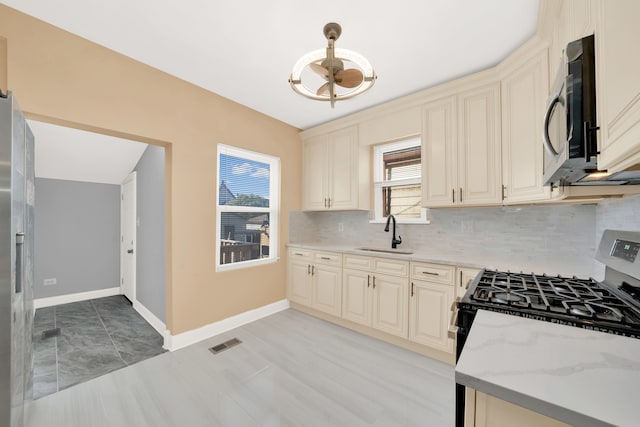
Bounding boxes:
216 256 280 273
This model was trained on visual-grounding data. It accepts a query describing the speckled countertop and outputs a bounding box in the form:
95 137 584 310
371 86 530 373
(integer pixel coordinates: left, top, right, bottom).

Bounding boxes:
286 242 495 270
455 310 640 427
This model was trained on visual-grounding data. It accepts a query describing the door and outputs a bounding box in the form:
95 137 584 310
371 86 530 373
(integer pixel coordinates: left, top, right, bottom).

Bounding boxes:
288 261 311 306
409 280 454 352
121 172 136 302
312 264 342 317
302 135 329 210
342 268 371 326
371 273 409 338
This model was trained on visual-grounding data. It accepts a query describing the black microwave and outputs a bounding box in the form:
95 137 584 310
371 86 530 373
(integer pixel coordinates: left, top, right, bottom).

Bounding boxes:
543 34 599 186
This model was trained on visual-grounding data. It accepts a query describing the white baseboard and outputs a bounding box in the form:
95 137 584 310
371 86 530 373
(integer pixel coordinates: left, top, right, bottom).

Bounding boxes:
34 287 120 309
132 300 169 349
165 299 290 351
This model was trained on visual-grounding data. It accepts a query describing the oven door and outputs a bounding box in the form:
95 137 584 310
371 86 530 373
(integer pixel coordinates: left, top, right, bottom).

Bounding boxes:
543 67 570 185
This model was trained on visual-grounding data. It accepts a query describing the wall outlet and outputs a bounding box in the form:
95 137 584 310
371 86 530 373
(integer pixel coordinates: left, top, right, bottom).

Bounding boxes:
43 278 57 286
338 223 344 232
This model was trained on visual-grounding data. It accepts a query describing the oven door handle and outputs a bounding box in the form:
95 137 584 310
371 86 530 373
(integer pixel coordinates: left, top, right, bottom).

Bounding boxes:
448 297 461 339
543 88 564 157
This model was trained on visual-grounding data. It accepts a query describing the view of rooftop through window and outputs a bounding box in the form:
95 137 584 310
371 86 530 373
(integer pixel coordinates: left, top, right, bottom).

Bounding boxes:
373 138 425 221
217 146 279 270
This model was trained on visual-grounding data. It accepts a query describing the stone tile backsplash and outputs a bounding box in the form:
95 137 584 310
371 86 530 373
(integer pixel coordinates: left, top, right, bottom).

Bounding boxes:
290 196 640 279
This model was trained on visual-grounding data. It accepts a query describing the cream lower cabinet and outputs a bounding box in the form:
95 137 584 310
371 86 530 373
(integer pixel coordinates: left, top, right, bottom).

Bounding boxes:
409 262 456 353
287 248 342 317
457 267 481 299
466 389 570 427
342 255 409 338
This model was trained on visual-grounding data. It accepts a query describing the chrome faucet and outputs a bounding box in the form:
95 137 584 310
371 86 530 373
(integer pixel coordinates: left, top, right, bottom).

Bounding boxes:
384 214 402 249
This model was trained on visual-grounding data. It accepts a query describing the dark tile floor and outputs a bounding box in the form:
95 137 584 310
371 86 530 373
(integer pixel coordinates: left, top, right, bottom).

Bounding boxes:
32 295 167 399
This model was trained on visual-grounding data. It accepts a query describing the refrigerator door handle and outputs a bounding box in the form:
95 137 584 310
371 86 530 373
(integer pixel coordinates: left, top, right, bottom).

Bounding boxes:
16 232 24 294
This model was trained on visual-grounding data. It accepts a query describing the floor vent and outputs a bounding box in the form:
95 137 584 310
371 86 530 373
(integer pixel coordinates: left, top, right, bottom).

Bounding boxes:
41 328 61 339
209 337 242 355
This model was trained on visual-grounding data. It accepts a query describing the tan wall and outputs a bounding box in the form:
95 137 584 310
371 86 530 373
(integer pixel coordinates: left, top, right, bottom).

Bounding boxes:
0 5 302 334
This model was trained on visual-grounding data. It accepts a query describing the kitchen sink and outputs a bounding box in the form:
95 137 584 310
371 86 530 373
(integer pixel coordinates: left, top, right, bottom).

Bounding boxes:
355 247 413 255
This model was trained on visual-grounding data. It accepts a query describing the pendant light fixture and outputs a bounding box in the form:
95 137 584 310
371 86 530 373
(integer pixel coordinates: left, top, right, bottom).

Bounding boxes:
289 23 376 108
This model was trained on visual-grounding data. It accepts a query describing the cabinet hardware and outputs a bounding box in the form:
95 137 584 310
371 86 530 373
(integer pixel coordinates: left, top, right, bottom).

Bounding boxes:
311 265 315 275
367 274 371 288
459 187 462 203
460 270 462 286
452 189 455 203
328 198 332 208
501 185 506 200
324 198 327 208
411 282 414 297
372 276 376 289
422 271 439 276
308 264 311 275
295 252 304 256
320 256 331 260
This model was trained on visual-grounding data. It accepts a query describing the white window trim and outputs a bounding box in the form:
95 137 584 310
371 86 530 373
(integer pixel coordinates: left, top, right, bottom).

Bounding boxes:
216 144 280 272
372 137 429 224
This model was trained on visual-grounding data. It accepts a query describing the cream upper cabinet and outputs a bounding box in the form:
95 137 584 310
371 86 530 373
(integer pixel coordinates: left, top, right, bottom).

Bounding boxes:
422 97 458 207
409 262 456 353
342 254 409 339
302 126 369 211
422 82 502 208
595 0 640 172
500 42 552 204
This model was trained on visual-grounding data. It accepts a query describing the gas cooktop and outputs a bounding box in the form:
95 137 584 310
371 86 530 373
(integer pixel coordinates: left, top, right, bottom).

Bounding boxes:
463 270 640 333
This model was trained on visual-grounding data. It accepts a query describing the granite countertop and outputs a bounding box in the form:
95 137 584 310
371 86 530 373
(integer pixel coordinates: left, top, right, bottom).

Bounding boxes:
455 310 640 427
286 242 493 270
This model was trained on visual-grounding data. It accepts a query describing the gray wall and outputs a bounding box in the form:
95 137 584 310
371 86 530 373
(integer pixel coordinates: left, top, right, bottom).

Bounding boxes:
290 195 640 280
34 178 120 298
134 145 166 322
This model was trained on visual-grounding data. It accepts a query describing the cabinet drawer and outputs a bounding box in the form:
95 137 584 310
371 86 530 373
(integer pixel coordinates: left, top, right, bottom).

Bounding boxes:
411 262 455 285
288 248 313 261
314 251 342 267
373 258 409 277
343 254 374 271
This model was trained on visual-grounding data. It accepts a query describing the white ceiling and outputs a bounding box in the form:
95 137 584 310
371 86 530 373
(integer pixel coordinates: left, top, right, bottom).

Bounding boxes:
29 120 147 185
3 0 539 130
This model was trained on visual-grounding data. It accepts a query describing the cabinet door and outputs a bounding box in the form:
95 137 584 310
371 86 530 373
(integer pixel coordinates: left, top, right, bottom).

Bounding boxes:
596 0 640 172
371 274 409 338
302 135 329 210
408 280 454 352
501 50 552 204
342 268 372 326
457 267 481 300
457 83 503 206
422 97 458 207
312 265 342 317
288 261 311 306
328 127 359 210
474 391 571 427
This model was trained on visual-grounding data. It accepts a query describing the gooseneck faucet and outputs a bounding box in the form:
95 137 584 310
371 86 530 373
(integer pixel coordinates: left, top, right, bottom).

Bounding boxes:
384 214 402 249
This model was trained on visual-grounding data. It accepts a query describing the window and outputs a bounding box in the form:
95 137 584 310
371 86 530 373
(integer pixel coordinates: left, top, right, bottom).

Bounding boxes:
373 137 427 222
216 144 280 271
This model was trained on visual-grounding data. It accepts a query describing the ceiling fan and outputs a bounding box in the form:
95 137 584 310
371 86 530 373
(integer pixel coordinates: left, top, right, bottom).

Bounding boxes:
289 23 376 108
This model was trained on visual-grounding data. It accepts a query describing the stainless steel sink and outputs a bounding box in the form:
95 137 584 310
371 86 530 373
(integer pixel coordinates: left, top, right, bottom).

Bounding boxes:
355 247 413 255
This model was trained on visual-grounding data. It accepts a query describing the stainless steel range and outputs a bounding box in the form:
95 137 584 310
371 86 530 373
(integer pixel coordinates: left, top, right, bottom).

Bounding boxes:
454 229 640 427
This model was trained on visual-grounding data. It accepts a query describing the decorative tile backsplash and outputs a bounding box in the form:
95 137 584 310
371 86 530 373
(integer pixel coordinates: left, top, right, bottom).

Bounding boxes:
290 195 640 279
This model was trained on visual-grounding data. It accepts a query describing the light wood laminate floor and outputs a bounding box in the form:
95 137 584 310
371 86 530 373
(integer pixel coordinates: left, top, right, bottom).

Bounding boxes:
26 309 455 426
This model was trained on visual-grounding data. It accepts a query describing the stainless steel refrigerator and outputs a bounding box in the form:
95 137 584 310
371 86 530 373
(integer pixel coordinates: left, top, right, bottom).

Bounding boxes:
0 92 34 427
